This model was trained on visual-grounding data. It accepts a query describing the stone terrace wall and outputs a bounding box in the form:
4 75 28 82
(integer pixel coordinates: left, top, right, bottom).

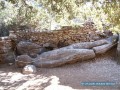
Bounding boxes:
11 22 103 48
0 37 14 63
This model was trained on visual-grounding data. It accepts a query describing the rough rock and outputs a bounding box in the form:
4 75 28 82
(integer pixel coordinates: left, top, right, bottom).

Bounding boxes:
0 37 14 64
96 31 106 38
0 48 12 54
43 42 57 50
38 48 50 54
0 37 13 50
0 52 14 63
88 32 100 41
22 65 37 74
15 55 33 68
16 41 41 57
103 30 113 37
28 53 37 58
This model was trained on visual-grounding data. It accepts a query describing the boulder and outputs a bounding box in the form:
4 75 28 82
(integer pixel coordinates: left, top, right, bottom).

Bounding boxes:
16 41 41 57
22 65 37 74
15 55 33 68
33 48 95 68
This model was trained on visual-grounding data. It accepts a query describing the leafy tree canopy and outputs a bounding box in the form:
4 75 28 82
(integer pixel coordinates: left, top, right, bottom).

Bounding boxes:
0 0 120 31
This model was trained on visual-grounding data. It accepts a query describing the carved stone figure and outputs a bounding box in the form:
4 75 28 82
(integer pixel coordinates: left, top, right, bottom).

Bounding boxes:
15 35 118 68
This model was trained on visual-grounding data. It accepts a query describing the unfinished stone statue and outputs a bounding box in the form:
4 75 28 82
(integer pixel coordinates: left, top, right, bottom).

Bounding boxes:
16 35 118 68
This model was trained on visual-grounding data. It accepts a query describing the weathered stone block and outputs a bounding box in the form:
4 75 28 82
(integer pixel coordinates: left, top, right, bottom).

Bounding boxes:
15 55 33 68
16 41 41 56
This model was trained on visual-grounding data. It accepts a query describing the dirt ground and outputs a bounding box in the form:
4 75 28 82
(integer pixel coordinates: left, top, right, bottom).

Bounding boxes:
0 48 120 90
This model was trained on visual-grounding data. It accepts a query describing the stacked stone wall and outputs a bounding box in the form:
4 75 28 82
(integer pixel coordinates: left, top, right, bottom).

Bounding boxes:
13 22 102 47
0 37 14 63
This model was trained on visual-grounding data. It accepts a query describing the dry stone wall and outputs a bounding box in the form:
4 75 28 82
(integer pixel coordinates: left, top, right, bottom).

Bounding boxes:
0 37 14 63
12 22 104 48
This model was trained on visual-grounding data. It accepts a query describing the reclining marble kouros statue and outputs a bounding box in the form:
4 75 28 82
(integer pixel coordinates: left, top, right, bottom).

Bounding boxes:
16 35 118 68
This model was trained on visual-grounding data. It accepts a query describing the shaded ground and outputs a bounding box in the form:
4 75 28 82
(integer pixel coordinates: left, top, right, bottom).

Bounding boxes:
0 47 120 90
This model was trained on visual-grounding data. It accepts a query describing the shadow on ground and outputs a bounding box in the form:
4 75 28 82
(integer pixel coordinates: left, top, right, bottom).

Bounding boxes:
0 48 120 90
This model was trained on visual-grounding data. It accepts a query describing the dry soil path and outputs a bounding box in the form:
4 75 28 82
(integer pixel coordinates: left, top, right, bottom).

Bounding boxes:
0 48 120 90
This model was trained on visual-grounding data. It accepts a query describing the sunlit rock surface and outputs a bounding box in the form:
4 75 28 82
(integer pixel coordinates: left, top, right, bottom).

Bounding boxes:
22 65 37 74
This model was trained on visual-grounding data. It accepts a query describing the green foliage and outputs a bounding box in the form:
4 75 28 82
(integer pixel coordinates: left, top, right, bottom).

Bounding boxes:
0 0 120 31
